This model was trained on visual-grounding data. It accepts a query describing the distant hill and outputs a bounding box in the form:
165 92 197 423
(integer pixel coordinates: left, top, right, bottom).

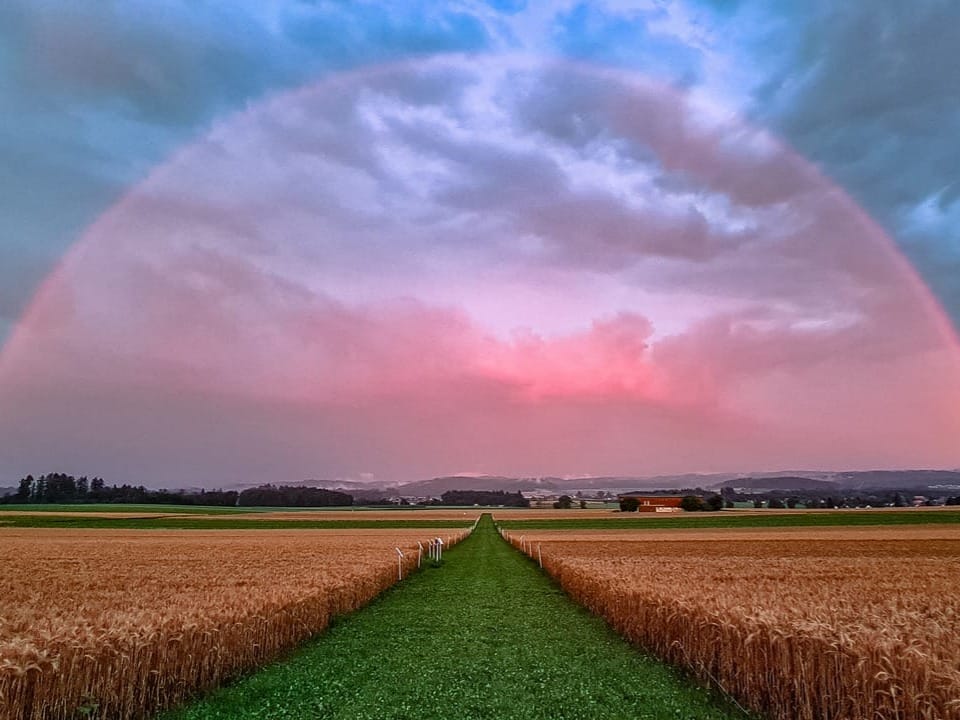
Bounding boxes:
205 469 960 499
395 474 737 496
722 476 838 492
222 478 378 493
395 476 563 496
836 470 960 490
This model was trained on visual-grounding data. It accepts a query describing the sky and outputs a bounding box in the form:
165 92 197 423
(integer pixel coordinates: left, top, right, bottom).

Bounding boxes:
1 1 959 486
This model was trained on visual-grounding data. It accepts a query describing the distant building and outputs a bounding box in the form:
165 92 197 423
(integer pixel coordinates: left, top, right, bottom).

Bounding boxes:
617 493 685 512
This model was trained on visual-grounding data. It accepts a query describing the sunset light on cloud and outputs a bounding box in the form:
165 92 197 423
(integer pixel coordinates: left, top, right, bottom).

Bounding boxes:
2 3 960 485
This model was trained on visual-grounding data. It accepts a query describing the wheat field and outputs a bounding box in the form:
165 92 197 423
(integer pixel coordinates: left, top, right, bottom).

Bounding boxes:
0 527 469 720
505 525 960 720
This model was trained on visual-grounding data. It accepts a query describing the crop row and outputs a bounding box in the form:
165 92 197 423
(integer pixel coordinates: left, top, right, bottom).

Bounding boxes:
504 527 960 720
0 527 471 720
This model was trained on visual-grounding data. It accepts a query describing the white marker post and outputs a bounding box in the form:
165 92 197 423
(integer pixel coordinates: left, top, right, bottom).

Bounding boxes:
436 537 444 563
395 547 404 581
520 535 525 552
418 542 424 568
538 543 542 568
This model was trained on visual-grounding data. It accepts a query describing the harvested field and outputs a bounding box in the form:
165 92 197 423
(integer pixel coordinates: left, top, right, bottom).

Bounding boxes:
499 507 960 530
505 525 960 720
488 508 620 520
203 509 485 522
0 509 484 521
0 527 470 720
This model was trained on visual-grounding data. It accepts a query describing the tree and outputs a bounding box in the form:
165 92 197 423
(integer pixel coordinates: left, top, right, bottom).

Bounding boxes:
680 495 704 512
786 497 798 509
619 497 639 512
15 475 34 503
705 494 724 511
752 498 763 508
768 498 786 509
556 495 573 509
34 475 47 503
579 499 587 509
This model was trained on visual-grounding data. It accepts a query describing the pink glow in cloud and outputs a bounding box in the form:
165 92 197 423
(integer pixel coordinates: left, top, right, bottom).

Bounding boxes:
2 57 959 485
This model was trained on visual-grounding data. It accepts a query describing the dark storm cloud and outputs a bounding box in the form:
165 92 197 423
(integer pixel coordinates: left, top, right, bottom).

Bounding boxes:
753 0 960 323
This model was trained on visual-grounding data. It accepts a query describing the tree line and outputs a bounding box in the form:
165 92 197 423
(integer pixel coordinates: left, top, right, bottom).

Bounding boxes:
2 474 353 507
436 490 530 507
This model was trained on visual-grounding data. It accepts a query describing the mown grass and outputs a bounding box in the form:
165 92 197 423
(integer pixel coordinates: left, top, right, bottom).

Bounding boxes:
160 515 750 720
0 515 472 530
498 508 960 531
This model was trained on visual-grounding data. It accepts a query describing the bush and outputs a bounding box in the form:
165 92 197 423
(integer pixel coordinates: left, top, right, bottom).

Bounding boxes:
619 497 639 512
680 495 704 512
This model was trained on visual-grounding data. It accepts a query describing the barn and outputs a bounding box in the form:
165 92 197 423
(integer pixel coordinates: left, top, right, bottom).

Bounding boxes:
617 493 685 512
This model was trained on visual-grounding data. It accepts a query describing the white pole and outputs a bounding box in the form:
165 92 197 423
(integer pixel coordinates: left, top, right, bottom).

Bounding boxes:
436 537 444 563
418 542 423 568
395 548 404 581
538 544 542 568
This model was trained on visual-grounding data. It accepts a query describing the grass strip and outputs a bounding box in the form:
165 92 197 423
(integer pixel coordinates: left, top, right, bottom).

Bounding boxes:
498 509 960 530
160 515 750 720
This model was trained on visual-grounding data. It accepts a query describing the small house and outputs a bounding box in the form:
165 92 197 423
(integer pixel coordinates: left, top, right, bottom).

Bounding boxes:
617 493 685 512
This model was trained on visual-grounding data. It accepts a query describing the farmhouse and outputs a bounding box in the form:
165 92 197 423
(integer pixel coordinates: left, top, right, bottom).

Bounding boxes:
617 493 685 512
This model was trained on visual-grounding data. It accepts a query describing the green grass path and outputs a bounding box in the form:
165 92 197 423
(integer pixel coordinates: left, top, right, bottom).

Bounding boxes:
162 515 749 720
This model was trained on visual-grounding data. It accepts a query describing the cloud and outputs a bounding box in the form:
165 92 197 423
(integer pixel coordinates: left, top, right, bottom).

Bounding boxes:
4 0 959 352
748 0 960 324
2 56 959 484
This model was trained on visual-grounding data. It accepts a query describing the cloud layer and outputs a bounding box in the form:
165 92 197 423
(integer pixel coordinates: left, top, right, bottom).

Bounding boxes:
2 57 958 484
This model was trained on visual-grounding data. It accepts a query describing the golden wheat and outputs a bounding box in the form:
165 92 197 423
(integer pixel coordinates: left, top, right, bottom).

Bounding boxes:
0 527 469 720
506 525 960 720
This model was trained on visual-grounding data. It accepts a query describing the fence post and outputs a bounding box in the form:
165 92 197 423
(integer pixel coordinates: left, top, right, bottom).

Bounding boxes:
395 548 404 581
